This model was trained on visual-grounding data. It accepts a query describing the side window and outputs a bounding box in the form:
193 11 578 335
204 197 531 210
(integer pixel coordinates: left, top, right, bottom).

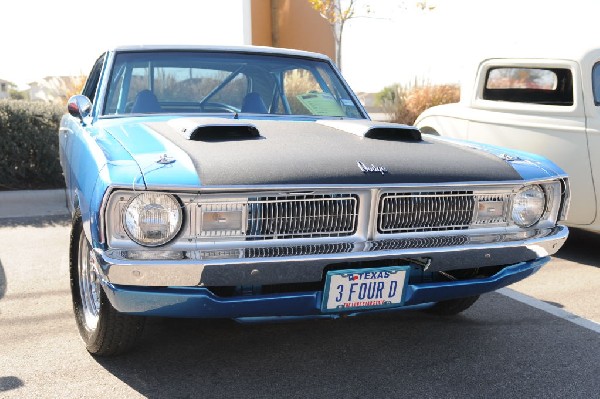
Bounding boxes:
82 54 106 102
483 67 573 106
592 63 600 105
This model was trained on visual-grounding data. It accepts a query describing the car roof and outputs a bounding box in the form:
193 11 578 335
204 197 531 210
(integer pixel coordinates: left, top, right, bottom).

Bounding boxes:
109 44 332 62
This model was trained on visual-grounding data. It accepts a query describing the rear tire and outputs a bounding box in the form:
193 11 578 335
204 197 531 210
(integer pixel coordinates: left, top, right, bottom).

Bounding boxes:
426 296 480 316
70 215 145 356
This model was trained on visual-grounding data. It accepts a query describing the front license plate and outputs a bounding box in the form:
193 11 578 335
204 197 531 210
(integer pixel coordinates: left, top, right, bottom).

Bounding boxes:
321 266 410 312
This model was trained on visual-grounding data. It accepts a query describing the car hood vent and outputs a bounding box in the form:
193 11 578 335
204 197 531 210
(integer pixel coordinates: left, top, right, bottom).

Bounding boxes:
169 118 261 141
364 126 421 141
317 120 422 142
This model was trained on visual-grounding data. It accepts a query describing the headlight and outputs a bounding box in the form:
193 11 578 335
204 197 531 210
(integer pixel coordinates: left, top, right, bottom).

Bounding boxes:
512 185 546 227
123 193 182 246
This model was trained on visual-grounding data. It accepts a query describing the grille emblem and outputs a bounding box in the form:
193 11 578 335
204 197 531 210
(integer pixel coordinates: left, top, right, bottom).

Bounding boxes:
357 161 388 175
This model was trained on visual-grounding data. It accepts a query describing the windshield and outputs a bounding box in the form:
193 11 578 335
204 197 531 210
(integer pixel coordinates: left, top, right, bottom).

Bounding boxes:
103 51 365 119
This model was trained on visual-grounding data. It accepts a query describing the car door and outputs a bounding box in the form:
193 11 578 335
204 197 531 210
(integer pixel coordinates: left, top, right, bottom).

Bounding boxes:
466 59 595 226
582 56 600 228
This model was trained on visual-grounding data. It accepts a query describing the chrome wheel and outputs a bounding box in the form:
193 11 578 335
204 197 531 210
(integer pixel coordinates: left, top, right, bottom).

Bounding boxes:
78 233 100 331
70 216 145 355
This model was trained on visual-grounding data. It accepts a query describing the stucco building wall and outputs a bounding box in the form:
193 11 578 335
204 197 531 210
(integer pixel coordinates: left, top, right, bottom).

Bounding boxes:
251 0 335 62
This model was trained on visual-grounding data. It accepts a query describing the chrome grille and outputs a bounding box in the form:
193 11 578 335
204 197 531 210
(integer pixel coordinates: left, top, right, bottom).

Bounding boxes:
378 191 476 233
245 243 354 258
369 235 469 251
246 194 359 240
188 243 354 260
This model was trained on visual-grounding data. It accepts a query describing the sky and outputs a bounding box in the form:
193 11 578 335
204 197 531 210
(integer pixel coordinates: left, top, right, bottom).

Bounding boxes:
341 0 599 92
1 0 598 93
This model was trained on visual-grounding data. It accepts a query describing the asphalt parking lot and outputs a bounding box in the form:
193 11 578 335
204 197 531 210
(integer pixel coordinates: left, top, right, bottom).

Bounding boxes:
0 193 599 398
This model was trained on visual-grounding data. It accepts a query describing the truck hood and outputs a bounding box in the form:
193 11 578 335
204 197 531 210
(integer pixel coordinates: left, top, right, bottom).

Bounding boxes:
102 117 523 187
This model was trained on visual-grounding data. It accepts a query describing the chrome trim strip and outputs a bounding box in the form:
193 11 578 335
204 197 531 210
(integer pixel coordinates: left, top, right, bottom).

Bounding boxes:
95 225 568 287
110 44 333 61
559 178 571 221
99 187 113 245
99 175 567 193
101 177 568 195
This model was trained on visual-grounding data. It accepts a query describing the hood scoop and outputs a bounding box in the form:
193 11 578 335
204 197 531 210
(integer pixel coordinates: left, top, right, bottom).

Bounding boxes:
317 120 422 142
169 118 261 142
363 126 421 141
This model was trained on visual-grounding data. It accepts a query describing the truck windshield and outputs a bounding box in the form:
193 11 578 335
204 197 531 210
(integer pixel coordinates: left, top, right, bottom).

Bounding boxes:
103 51 364 119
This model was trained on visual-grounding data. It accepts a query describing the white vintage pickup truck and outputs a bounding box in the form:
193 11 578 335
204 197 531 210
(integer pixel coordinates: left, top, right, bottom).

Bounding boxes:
415 47 600 231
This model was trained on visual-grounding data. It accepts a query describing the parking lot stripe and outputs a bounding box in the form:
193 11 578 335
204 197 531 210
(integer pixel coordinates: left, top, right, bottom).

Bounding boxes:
498 287 600 333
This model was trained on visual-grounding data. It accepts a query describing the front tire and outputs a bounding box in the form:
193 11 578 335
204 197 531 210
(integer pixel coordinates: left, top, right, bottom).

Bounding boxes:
70 216 145 356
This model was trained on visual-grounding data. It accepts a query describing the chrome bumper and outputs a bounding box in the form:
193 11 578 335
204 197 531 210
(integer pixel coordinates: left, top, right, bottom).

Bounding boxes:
104 258 550 318
94 226 568 287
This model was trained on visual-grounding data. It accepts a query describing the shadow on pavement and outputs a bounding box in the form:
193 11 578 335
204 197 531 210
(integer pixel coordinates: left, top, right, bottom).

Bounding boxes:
93 293 600 398
542 300 564 308
554 227 600 267
0 376 25 392
0 215 70 228
0 259 5 301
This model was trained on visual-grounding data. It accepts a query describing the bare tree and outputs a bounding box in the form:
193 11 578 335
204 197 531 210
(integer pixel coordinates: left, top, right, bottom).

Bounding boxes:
308 0 358 69
309 1 434 70
416 1 436 11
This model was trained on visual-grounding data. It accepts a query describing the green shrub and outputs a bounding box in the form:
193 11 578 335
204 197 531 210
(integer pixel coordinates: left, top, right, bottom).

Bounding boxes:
377 82 460 126
0 100 65 190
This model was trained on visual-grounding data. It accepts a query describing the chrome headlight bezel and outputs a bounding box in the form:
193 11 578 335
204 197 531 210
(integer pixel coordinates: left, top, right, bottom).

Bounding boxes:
122 192 183 247
511 184 547 228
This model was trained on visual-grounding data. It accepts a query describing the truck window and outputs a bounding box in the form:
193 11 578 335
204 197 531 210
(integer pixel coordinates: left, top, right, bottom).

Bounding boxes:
483 67 573 106
592 63 600 105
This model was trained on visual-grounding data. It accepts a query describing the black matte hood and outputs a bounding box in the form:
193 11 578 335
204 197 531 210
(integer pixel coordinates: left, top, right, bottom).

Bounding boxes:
145 118 522 186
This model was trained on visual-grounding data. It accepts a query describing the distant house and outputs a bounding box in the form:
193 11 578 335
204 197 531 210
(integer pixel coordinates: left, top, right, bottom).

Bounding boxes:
27 76 85 103
0 79 11 99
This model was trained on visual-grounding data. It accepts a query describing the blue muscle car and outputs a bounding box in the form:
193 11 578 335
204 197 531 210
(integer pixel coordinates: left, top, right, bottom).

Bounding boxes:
59 45 570 355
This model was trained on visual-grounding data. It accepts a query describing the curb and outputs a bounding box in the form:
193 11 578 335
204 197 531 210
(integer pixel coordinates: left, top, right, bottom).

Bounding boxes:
498 288 600 334
0 189 69 219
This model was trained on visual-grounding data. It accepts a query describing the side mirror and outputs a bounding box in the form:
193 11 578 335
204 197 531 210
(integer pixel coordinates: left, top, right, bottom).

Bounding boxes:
67 95 92 123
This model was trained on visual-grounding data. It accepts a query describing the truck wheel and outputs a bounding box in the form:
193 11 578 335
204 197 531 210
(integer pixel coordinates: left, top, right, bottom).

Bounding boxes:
425 295 480 316
70 216 145 356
